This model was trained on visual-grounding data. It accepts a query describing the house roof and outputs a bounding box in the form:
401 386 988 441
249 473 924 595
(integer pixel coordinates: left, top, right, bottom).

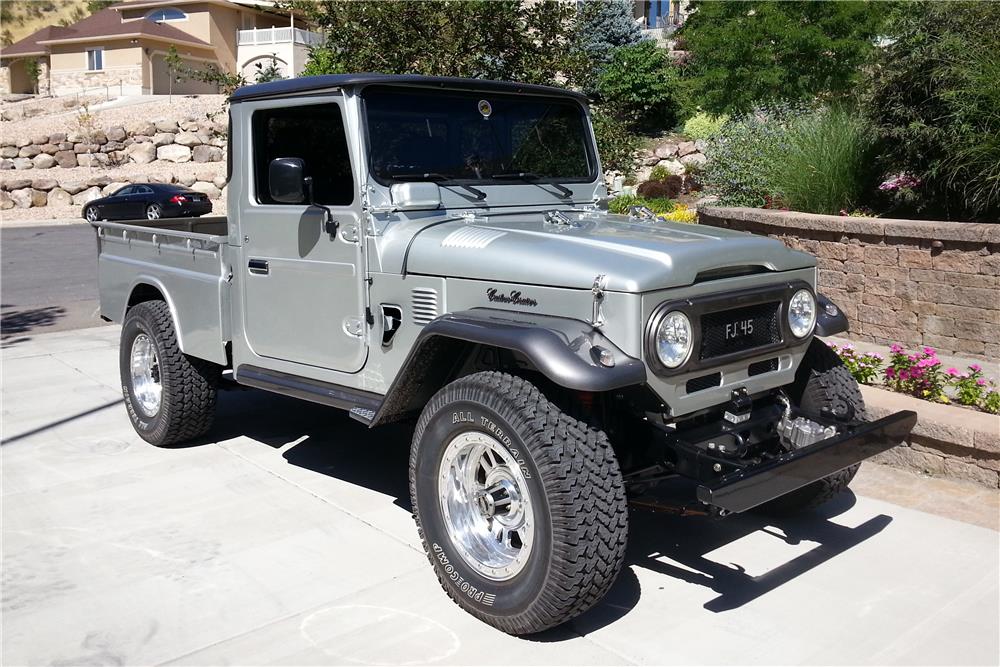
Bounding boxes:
0 25 73 59
33 8 211 48
230 74 589 104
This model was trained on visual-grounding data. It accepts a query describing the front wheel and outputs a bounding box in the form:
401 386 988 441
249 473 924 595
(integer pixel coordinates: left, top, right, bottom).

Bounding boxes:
410 371 628 635
760 339 868 514
84 206 99 222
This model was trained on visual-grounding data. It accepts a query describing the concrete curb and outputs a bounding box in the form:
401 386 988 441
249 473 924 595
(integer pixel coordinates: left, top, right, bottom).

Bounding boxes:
861 384 1000 488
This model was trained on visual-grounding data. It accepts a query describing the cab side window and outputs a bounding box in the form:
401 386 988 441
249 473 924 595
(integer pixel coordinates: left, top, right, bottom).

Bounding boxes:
252 102 355 206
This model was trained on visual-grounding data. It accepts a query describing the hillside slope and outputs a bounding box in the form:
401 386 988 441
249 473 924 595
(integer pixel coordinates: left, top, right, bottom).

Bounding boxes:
1 0 92 47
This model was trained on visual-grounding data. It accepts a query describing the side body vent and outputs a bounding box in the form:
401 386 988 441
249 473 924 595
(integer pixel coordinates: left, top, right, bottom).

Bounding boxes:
411 288 439 325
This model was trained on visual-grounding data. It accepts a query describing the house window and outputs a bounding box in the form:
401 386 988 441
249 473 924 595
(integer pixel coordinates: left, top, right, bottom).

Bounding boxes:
146 7 187 22
86 47 103 71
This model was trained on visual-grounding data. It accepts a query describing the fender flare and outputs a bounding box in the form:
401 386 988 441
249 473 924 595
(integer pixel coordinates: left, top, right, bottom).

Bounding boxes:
815 292 849 337
370 308 646 427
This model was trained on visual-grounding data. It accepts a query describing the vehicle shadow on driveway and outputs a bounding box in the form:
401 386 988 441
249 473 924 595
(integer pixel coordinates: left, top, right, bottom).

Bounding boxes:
1 303 67 346
207 388 893 640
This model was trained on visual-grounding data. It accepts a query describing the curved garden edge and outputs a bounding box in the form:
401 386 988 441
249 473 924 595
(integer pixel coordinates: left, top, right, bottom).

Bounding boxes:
860 384 999 489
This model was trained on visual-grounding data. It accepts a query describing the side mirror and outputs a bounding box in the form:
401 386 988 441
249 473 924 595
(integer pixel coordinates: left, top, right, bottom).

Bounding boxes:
268 157 310 204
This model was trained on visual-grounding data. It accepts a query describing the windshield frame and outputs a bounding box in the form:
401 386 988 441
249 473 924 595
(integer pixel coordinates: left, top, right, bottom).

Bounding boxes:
359 84 600 190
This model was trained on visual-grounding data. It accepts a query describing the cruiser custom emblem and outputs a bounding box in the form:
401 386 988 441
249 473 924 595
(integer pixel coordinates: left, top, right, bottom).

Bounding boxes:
478 99 493 119
486 288 537 307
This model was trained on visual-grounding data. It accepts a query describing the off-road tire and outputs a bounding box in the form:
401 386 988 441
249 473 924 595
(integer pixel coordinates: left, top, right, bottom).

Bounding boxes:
761 339 868 514
120 300 219 446
409 371 628 635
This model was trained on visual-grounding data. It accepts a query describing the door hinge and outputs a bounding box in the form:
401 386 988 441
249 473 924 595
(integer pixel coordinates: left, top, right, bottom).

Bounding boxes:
365 306 375 326
340 223 360 243
345 317 364 337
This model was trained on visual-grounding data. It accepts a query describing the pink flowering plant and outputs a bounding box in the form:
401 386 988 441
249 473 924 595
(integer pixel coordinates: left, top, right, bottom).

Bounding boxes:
948 364 1000 414
884 345 949 402
827 342 883 385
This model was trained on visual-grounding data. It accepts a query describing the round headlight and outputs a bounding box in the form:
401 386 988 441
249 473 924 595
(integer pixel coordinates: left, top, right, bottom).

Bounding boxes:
655 311 693 368
788 289 816 338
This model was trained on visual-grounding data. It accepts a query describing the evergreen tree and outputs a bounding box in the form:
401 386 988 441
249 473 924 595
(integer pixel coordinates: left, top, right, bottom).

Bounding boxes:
574 0 647 72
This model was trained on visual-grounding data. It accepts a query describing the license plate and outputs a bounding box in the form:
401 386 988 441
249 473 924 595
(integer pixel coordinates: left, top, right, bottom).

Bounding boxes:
725 319 755 340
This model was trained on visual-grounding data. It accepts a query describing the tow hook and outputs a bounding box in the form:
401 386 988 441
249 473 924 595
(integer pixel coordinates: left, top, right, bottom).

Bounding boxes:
723 387 752 424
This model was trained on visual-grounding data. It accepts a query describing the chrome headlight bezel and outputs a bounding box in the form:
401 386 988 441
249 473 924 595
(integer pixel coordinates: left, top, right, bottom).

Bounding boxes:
787 288 817 338
654 310 693 369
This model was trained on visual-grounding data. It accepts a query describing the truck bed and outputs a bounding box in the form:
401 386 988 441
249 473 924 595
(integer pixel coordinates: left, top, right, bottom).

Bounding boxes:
91 215 232 365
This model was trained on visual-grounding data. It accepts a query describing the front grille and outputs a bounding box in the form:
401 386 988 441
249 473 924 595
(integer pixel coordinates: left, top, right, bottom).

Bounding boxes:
686 373 722 394
700 302 781 360
748 357 779 376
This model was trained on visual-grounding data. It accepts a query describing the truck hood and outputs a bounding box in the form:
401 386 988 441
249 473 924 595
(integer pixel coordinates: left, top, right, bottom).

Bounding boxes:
396 210 815 292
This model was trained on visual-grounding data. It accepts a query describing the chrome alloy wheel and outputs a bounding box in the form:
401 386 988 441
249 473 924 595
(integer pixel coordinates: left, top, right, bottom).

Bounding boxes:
130 333 162 417
146 204 161 220
439 431 534 581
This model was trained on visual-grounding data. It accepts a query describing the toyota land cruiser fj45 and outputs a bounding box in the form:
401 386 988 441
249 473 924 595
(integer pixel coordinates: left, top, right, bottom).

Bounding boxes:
92 74 916 635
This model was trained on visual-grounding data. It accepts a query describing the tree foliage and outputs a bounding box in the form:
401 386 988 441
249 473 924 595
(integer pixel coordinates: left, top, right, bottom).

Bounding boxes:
595 41 677 130
293 0 578 85
571 0 646 85
864 1 1000 219
679 1 889 115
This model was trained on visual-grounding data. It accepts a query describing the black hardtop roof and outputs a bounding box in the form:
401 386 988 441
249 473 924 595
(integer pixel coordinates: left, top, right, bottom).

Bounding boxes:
229 73 588 104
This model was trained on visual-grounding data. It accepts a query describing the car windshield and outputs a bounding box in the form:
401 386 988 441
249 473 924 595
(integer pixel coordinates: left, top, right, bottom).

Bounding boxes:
364 86 595 186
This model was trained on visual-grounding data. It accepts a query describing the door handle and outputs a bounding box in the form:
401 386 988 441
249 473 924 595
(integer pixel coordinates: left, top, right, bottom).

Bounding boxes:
248 258 269 275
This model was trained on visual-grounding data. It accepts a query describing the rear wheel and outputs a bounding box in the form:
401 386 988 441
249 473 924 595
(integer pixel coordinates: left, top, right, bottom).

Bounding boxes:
146 203 161 220
410 371 628 635
761 340 867 514
120 300 219 446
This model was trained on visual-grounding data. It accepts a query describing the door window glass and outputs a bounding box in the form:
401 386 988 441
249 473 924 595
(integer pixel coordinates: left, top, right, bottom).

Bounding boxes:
115 185 134 196
252 102 354 206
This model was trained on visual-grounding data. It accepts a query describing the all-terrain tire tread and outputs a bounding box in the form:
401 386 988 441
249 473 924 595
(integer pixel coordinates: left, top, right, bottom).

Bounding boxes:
410 371 628 635
124 300 218 446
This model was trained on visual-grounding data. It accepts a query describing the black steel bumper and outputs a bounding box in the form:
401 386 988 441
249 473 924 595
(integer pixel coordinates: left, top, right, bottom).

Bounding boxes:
697 410 918 513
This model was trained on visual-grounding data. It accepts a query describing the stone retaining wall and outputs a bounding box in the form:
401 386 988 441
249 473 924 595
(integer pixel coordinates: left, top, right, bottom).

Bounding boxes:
0 115 227 171
698 206 999 359
0 171 227 211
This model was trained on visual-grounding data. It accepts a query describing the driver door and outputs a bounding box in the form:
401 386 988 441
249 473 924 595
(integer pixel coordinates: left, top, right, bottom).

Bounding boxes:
239 97 368 373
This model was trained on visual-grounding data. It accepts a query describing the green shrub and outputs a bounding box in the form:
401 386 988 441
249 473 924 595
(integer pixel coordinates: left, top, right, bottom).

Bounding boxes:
607 194 675 215
596 41 677 130
648 164 671 182
591 108 641 175
681 112 728 140
770 107 875 215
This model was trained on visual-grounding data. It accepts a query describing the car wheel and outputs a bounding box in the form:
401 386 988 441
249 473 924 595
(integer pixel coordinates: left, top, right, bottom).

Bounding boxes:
84 206 99 222
120 300 220 446
146 203 161 220
759 340 868 514
410 371 628 635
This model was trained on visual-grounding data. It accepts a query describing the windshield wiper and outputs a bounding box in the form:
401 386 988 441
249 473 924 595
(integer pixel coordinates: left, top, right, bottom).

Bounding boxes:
387 172 486 200
490 172 572 199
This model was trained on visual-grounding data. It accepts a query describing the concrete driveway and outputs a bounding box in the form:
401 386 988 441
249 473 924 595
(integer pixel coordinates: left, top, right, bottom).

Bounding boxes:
2 326 998 666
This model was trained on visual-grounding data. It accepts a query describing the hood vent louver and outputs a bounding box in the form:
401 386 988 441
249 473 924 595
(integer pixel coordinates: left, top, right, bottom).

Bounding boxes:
411 288 439 325
441 226 506 249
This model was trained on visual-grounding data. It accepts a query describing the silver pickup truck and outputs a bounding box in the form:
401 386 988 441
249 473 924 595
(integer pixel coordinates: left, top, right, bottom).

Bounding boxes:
93 74 916 635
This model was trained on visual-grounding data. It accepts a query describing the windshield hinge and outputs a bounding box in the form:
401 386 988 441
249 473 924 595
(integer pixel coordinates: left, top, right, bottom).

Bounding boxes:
544 210 573 226
591 274 608 328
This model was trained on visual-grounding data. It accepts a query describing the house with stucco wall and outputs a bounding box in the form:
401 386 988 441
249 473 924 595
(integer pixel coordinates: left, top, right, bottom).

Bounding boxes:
0 0 319 96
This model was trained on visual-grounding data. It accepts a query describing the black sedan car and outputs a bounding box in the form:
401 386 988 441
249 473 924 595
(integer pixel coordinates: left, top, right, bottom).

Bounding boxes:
82 183 213 222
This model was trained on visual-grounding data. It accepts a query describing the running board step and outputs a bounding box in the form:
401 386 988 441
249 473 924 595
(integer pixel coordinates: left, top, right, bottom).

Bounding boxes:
236 365 383 419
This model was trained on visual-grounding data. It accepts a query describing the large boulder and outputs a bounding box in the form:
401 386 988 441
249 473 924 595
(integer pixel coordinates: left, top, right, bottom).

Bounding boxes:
657 159 686 176
677 141 698 157
157 144 192 163
654 143 679 159
128 120 156 137
49 132 67 144
40 143 60 155
86 175 112 188
148 172 175 184
90 130 108 145
100 141 125 153
679 152 707 168
15 136 31 148
31 134 49 145
154 119 179 133
77 153 109 167
212 175 227 189
60 181 88 195
72 186 103 205
12 158 34 170
65 132 85 144
32 154 56 169
18 145 41 158
54 150 78 168
0 159 13 170
74 143 101 154
9 188 34 208
151 132 174 147
0 190 12 210
189 181 222 199
127 142 157 165
192 145 223 163
177 173 196 187
173 132 201 147
4 178 32 190
30 188 48 207
106 126 127 142
0 146 18 159
179 119 200 132
47 187 73 207
31 177 58 191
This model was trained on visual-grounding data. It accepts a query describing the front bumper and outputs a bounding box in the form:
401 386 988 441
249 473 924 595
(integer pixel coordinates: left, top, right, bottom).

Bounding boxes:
696 410 918 513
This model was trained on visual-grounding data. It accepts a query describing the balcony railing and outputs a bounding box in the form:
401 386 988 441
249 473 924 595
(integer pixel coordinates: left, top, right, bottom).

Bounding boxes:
237 27 323 47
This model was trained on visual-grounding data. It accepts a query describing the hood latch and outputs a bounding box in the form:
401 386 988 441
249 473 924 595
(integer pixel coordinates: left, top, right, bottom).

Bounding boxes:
591 274 608 328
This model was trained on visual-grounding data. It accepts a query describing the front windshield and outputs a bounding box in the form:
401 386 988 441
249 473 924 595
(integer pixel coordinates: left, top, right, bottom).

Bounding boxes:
364 86 596 185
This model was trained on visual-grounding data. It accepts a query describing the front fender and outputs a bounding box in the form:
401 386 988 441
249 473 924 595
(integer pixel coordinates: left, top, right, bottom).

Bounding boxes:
370 308 646 426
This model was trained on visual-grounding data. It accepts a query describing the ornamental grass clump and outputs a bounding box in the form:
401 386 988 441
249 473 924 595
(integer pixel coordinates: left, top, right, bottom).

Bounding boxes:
885 345 949 402
827 342 883 385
